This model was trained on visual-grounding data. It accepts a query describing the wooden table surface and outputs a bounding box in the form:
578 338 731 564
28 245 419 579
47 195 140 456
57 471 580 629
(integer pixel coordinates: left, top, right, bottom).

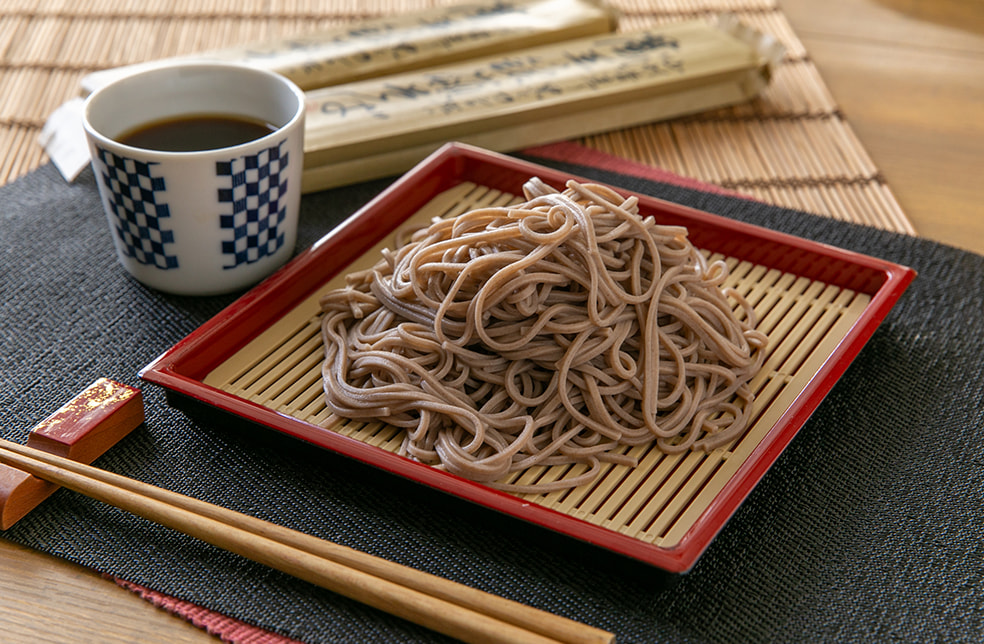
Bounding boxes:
2 1 981 642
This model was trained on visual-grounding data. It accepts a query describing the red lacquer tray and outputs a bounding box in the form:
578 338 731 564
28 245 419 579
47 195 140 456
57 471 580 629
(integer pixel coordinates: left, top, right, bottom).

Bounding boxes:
141 143 915 573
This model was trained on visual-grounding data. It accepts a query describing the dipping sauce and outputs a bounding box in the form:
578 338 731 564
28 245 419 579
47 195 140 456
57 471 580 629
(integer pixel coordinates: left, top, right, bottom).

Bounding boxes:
117 114 277 152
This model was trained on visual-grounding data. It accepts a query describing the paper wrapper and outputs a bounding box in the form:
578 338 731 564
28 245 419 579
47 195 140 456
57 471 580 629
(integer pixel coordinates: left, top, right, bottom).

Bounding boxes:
81 0 617 94
301 14 784 192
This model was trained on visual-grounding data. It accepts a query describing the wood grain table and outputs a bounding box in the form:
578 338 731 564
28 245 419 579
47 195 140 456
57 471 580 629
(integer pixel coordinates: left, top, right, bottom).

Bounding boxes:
1 1 981 642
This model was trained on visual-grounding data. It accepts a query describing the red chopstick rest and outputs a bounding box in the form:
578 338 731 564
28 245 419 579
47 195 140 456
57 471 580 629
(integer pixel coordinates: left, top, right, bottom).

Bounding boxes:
0 378 144 529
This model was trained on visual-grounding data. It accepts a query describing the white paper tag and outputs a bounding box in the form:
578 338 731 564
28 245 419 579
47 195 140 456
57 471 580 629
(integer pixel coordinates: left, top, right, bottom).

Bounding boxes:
38 98 91 182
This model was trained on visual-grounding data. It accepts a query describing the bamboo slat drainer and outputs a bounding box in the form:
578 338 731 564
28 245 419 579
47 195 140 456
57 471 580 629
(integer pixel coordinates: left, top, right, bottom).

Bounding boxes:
202 181 872 551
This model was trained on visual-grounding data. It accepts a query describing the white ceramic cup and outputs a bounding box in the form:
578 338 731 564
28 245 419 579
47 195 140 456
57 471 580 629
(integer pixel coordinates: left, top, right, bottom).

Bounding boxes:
83 62 306 296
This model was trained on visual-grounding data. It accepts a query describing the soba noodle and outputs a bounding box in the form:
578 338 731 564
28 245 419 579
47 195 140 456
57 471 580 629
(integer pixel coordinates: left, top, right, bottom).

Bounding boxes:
320 178 767 493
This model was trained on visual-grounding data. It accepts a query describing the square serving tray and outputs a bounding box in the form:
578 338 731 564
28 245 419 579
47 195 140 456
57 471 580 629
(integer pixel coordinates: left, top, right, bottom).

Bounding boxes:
141 143 915 573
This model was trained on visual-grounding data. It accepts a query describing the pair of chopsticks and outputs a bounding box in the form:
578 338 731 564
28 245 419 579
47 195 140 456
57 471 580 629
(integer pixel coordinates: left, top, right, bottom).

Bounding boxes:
0 438 614 644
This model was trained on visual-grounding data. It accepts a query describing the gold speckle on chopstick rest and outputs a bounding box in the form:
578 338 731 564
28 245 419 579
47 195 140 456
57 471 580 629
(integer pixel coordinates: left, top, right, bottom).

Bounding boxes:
31 378 135 433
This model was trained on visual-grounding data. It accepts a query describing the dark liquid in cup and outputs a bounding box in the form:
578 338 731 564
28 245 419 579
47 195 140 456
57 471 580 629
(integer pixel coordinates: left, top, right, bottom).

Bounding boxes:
117 114 277 152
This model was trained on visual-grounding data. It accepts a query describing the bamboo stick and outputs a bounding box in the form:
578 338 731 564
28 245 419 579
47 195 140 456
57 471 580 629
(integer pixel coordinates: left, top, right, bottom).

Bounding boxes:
0 438 614 644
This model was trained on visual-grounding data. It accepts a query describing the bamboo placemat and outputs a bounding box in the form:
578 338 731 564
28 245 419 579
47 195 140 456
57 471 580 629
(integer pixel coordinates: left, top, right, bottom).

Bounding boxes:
0 0 916 235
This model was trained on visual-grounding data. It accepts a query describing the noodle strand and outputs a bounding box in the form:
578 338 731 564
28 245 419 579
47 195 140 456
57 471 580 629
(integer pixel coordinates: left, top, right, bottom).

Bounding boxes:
320 179 766 493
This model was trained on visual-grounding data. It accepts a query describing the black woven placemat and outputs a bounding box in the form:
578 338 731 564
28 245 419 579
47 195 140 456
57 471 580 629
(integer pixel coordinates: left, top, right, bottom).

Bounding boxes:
1 155 982 643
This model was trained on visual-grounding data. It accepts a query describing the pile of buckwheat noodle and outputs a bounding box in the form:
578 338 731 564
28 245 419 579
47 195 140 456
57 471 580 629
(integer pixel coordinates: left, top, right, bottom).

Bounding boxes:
320 178 767 494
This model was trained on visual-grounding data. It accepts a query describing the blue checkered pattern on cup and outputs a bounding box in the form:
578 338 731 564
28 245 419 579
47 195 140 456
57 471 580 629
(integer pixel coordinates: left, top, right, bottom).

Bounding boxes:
95 148 179 269
216 139 290 269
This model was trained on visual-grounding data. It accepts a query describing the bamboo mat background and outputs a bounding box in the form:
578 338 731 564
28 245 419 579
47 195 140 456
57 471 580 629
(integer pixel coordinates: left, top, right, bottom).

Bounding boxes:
0 0 916 235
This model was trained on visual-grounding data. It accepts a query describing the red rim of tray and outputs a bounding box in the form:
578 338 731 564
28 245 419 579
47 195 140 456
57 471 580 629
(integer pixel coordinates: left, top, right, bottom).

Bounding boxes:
140 142 916 573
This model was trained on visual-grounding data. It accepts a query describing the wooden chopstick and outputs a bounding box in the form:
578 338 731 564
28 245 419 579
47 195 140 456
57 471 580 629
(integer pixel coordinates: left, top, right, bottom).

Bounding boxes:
0 438 614 644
